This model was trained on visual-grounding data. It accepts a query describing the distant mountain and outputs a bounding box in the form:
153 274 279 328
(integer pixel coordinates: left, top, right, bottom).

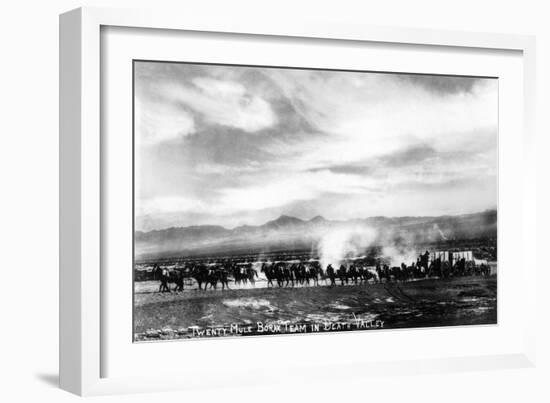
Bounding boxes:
135 225 229 244
309 215 327 224
262 215 306 229
135 210 497 260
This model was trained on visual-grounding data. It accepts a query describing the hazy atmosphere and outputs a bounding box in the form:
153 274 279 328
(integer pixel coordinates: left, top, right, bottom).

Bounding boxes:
134 62 498 232
133 61 499 341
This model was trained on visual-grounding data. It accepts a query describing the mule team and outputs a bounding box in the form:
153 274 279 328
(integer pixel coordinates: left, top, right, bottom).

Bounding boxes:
152 250 491 293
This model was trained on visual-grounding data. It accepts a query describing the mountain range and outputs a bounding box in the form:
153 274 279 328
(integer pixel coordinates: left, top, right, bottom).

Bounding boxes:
135 210 497 260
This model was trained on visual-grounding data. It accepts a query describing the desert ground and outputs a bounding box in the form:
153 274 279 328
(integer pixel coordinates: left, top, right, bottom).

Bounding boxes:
134 275 496 341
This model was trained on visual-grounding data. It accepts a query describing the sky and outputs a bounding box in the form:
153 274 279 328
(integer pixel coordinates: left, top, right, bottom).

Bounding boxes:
134 61 498 232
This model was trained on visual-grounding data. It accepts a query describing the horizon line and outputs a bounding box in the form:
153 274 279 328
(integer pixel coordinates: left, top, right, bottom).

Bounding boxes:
135 208 497 234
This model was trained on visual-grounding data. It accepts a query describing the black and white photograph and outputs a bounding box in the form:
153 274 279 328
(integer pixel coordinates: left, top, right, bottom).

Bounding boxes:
133 61 498 342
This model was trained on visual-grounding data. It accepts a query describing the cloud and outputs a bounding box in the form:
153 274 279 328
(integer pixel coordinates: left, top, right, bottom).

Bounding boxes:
136 196 209 217
135 97 195 145
218 169 374 213
377 144 437 166
397 74 481 95
309 145 437 175
133 62 498 231
162 77 277 133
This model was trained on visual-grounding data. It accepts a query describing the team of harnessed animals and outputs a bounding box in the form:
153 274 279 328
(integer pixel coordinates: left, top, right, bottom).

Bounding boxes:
152 250 491 293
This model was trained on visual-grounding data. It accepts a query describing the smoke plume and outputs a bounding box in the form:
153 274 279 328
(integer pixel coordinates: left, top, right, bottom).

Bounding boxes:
318 225 377 270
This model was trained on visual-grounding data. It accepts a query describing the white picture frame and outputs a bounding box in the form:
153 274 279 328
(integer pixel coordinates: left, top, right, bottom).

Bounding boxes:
60 6 537 396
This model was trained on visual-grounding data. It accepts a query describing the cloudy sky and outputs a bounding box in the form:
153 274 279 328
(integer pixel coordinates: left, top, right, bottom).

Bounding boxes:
134 61 498 232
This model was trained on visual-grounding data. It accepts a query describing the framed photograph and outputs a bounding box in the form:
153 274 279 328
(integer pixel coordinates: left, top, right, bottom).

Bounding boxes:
60 7 537 396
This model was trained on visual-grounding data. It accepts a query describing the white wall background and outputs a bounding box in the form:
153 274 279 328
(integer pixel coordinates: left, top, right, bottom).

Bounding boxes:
0 0 548 401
